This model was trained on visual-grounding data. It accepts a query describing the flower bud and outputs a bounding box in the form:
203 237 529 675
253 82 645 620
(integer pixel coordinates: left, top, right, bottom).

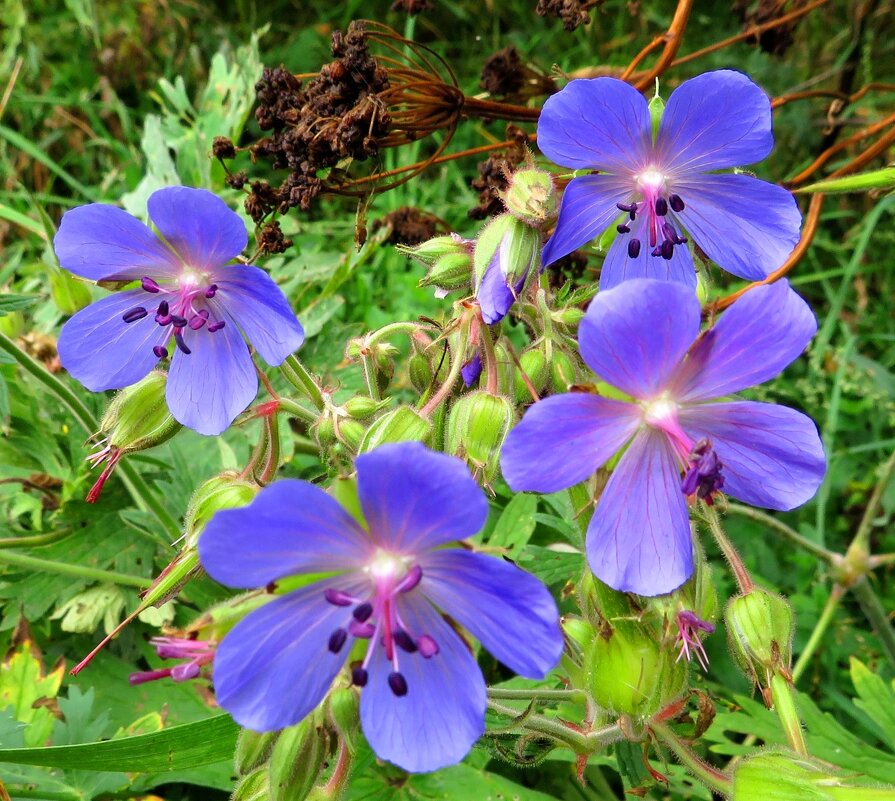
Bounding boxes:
491 338 516 396
335 418 365 451
648 89 665 142
551 349 578 392
726 587 794 688
732 750 894 801
234 729 278 775
400 234 474 293
184 473 258 547
445 391 515 482
408 351 435 393
514 346 549 403
358 406 432 453
473 214 541 298
586 626 687 719
314 415 336 447
267 714 327 801
98 371 181 454
343 395 389 420
326 687 360 753
503 166 556 226
231 767 269 801
551 307 585 327
50 270 92 314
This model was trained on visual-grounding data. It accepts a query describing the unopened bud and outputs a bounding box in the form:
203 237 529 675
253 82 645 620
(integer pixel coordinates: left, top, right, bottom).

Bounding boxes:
503 166 556 225
586 626 687 718
726 587 794 688
551 349 578 392
98 371 181 453
343 395 389 419
418 251 474 292
445 391 515 482
315 416 336 447
359 406 432 453
184 473 258 547
398 233 471 265
326 687 360 754
408 351 435 393
551 307 585 327
231 767 269 801
732 750 895 801
473 214 540 293
234 729 279 775
50 270 92 314
336 418 365 451
267 714 327 801
514 346 548 402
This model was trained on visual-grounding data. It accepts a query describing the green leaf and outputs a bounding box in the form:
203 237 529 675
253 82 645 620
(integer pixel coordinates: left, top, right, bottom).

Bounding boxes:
0 640 65 747
849 658 895 746
797 167 895 194
488 493 538 554
0 293 39 316
0 713 238 772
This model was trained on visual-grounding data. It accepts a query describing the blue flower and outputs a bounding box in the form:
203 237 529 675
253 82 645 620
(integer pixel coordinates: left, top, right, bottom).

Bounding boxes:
538 70 802 288
198 442 563 773
501 279 826 596
55 186 304 435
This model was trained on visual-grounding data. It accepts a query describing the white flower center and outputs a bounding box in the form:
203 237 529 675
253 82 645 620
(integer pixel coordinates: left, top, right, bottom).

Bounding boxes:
366 550 406 581
179 269 205 289
643 396 678 427
636 167 667 192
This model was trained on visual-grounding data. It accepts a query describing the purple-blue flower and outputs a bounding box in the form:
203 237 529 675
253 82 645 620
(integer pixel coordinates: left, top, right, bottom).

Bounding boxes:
55 186 304 436
538 70 801 288
198 442 563 773
501 279 826 596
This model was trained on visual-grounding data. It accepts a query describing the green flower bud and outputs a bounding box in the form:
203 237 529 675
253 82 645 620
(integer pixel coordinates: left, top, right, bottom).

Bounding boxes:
732 750 895 801
445 391 515 482
473 214 540 294
235 728 279 775
359 406 432 453
314 416 336 447
514 346 549 402
491 338 517 396
418 251 474 291
726 587 794 687
231 767 269 801
408 351 435 393
184 473 258 547
551 307 585 327
326 687 360 754
267 714 327 801
551 349 578 393
336 418 365 451
503 166 556 226
586 626 687 718
98 371 181 454
398 234 470 265
343 395 390 420
49 270 92 314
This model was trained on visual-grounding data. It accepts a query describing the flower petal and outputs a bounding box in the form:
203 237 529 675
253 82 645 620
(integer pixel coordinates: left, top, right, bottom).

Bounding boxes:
198 480 372 589
213 265 304 365
598 215 697 289
361 596 486 772
587 429 693 595
418 550 563 678
679 401 826 510
212 579 360 731
670 280 817 402
356 443 488 554
537 78 651 173
147 186 247 270
673 174 801 281
54 204 180 282
541 175 632 268
477 246 517 325
57 290 167 391
165 310 257 435
657 70 774 173
501 393 641 493
578 278 700 399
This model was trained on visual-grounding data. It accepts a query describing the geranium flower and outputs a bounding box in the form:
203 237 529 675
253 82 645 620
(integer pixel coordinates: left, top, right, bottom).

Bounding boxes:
538 70 801 288
198 442 563 773
501 279 825 596
55 186 304 435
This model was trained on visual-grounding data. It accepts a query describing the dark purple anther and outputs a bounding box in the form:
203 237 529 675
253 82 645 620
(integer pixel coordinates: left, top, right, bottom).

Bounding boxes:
616 202 636 213
616 224 630 234
681 438 725 503
155 301 172 325
208 321 226 333
153 345 168 359
324 588 355 606
328 628 348 653
394 630 418 653
627 239 641 259
655 197 668 216
205 284 218 299
352 667 368 687
174 330 191 355
669 194 685 212
396 565 422 593
348 620 375 638
171 314 188 328
388 671 408 697
141 277 161 293
662 222 679 242
660 240 674 260
189 310 209 330
417 634 439 658
122 306 148 324
353 602 373 622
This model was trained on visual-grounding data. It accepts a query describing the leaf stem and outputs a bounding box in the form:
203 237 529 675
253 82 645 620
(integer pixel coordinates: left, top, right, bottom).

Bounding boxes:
851 577 895 670
651 720 732 796
792 584 845 683
0 550 148 589
725 503 838 564
487 688 587 703
703 504 753 594
281 354 325 410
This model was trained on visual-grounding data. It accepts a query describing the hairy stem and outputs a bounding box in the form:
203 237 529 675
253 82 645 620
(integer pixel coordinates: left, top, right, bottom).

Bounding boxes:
0 550 148 589
651 721 732 796
725 503 838 564
851 578 895 670
703 505 753 594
